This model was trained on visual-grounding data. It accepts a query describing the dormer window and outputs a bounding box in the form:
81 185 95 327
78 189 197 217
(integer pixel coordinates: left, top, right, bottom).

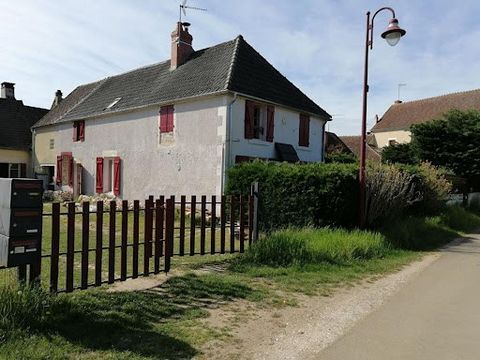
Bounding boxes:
104 97 122 111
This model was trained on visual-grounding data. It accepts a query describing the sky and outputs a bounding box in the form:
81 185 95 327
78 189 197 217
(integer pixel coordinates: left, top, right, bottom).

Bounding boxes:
1 0 480 135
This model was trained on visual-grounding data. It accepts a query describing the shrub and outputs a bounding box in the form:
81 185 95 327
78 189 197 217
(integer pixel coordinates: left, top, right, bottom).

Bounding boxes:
325 152 357 164
365 163 421 228
440 206 480 232
382 143 417 164
226 161 359 230
241 227 390 267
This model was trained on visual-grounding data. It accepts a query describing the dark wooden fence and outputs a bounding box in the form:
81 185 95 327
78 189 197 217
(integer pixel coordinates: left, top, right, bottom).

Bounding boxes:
41 195 257 293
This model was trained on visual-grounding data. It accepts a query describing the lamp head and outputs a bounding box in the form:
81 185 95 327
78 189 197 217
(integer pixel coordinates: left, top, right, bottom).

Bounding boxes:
381 18 406 46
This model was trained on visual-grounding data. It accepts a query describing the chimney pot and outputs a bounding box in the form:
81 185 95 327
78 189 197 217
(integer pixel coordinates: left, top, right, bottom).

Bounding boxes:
1 82 15 99
394 100 403 104
51 90 63 109
171 22 194 70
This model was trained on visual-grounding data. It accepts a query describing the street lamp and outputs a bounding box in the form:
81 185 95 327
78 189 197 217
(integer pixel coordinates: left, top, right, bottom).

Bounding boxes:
359 7 406 227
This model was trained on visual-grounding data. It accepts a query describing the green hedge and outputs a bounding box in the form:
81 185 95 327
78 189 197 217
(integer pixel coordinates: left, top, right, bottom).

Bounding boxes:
226 161 359 231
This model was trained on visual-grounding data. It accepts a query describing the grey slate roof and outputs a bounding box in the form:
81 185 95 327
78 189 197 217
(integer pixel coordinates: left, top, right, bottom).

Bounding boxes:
34 36 330 128
0 99 48 150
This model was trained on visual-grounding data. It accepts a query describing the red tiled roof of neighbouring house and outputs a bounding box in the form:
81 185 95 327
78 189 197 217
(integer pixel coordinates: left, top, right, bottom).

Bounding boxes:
371 88 480 132
339 135 381 162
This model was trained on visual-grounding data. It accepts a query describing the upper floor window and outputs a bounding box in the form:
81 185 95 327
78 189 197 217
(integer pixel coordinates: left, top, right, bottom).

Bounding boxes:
160 105 174 133
73 120 85 142
298 114 310 147
244 100 274 142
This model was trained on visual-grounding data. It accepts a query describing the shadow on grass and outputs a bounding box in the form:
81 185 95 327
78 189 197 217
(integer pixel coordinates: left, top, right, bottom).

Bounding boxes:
37 273 258 359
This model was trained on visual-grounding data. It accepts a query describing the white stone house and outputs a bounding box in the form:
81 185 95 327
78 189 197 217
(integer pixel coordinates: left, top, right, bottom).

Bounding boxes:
32 22 331 200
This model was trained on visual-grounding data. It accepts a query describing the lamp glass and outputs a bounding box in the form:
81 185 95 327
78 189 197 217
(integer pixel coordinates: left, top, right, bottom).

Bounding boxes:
384 31 401 46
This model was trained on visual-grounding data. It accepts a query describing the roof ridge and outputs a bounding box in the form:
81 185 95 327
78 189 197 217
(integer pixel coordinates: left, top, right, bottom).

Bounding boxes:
395 88 480 106
55 80 107 123
224 35 243 90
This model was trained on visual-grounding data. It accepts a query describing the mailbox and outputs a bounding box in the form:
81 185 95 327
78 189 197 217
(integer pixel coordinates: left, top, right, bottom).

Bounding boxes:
0 179 43 268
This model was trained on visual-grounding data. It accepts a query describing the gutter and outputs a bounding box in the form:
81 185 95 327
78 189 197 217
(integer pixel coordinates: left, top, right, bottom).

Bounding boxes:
222 92 238 195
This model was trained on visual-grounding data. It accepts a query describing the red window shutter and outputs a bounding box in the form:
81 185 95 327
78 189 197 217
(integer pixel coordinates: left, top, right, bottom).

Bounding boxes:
160 105 174 133
96 157 104 193
266 106 275 142
79 121 85 141
72 122 78 141
244 101 255 139
20 164 27 178
167 106 174 132
68 155 74 186
113 157 121 196
56 156 62 184
299 115 310 147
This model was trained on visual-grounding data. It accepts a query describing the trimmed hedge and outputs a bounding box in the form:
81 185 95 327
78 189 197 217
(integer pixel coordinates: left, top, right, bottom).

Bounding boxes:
226 161 359 231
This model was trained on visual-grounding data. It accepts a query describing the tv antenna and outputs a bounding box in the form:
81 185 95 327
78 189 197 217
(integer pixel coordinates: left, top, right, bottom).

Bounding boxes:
397 83 407 101
179 0 207 22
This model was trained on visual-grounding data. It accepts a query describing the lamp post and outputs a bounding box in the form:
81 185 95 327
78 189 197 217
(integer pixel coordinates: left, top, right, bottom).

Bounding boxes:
359 7 406 227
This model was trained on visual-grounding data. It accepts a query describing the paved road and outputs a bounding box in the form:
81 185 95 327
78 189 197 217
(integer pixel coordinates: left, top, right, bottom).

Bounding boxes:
317 233 480 360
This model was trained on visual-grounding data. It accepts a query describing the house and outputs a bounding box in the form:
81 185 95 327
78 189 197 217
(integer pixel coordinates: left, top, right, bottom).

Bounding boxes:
0 82 48 179
371 89 480 148
339 135 381 162
32 22 331 199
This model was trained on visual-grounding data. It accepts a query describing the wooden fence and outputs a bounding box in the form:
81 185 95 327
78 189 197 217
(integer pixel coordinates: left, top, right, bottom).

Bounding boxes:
40 195 257 293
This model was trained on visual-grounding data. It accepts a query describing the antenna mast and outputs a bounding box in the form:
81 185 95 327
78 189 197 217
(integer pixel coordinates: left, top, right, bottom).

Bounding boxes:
179 0 207 22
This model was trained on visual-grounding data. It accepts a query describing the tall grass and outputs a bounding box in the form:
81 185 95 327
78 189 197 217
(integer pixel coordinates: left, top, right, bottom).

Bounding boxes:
241 228 391 267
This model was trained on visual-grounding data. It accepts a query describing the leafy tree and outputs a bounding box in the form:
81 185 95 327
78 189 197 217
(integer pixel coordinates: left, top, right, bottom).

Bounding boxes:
382 143 417 165
411 109 480 190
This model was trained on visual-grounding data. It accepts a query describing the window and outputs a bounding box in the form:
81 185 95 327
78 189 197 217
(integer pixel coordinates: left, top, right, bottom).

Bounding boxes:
160 105 174 133
96 156 121 196
299 114 310 147
244 101 275 142
49 138 55 150
105 97 122 110
8 164 19 178
72 121 85 142
388 139 398 146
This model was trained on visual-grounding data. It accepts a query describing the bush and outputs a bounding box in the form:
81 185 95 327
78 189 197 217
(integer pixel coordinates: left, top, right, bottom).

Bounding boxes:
365 163 420 228
226 161 359 230
325 152 357 164
241 228 390 267
382 143 417 164
440 206 480 232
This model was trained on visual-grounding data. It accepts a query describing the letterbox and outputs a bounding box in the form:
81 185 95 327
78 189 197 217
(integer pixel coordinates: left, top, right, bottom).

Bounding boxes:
0 179 43 268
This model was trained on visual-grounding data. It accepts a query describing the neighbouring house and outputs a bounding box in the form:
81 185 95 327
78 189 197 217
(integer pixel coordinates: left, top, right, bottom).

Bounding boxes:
339 135 381 162
0 82 48 179
32 22 331 199
371 89 480 148
324 131 354 157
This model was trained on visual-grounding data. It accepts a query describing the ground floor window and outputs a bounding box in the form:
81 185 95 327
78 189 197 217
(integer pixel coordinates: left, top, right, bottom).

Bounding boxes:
0 163 27 178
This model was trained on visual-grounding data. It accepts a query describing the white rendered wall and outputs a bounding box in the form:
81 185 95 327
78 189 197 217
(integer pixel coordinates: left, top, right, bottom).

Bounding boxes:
228 96 326 165
373 130 412 148
33 96 228 200
0 149 31 176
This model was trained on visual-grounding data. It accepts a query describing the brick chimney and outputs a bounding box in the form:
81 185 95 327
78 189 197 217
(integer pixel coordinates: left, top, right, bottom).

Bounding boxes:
171 22 194 70
1 82 15 99
51 90 63 109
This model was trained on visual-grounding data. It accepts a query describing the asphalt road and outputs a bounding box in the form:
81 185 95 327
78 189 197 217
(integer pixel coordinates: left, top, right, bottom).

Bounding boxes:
317 233 480 360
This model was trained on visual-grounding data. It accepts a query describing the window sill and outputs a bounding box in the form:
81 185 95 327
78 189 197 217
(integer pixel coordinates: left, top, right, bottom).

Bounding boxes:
247 139 272 147
296 146 311 152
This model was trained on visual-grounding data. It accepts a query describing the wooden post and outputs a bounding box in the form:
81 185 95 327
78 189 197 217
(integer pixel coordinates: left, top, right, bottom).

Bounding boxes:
81 202 90 289
230 196 235 253
239 195 245 253
66 202 75 293
210 195 216 254
50 202 60 293
143 199 153 276
179 196 186 256
169 196 175 257
220 195 226 254
108 201 116 284
121 200 128 281
190 196 196 256
200 195 206 255
250 182 259 243
95 201 103 286
165 198 174 273
132 200 140 279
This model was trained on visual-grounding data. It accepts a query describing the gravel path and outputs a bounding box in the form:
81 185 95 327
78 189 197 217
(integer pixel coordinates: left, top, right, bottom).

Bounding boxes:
201 252 439 360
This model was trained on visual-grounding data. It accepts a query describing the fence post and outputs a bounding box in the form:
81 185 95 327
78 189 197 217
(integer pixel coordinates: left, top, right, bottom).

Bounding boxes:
165 198 174 273
66 202 75 293
50 202 60 293
143 199 153 276
121 200 128 281
108 201 116 284
250 182 259 243
95 201 103 287
81 202 90 289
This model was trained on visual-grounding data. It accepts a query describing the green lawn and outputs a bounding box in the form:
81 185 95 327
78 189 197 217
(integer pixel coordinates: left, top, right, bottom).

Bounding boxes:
0 206 478 359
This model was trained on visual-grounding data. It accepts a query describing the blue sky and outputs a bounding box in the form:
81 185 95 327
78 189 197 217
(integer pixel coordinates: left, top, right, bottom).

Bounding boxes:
1 0 479 135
